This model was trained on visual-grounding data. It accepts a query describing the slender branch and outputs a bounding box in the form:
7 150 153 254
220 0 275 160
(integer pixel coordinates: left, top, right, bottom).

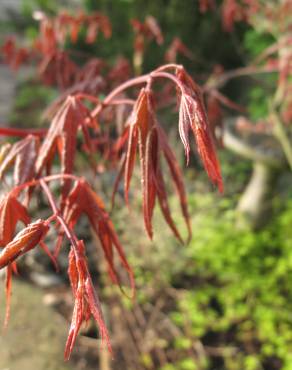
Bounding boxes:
13 173 81 195
91 74 149 117
39 179 79 249
154 64 182 72
223 124 283 168
75 93 100 104
272 112 292 169
253 36 291 65
210 90 247 113
43 76 105 118
0 126 47 138
204 66 279 91
91 64 185 118
106 98 135 106
150 71 183 90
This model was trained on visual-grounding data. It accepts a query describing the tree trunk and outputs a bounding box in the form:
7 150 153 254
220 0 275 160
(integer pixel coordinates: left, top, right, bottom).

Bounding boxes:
236 162 278 229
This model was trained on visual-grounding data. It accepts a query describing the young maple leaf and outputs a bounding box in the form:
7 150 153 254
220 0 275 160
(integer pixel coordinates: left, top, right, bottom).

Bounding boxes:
38 51 78 89
36 15 57 56
0 188 33 328
112 88 155 236
221 0 259 32
0 191 30 247
199 0 215 13
108 57 131 84
144 16 164 45
131 16 164 45
85 13 112 43
130 89 156 237
0 219 49 330
1 37 16 64
176 67 223 192
4 263 13 329
0 144 11 165
62 180 134 293
35 96 93 201
206 93 224 147
165 37 194 63
157 126 192 241
1 37 29 71
0 135 39 186
0 219 49 269
65 240 111 360
113 88 191 242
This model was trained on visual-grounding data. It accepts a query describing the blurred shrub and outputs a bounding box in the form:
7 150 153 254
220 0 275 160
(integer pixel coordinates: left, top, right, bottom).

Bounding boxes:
10 80 57 127
165 194 292 370
112 173 292 369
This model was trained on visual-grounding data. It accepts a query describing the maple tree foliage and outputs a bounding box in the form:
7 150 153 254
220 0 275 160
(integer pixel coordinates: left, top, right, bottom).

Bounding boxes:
0 8 226 361
0 5 291 370
0 0 291 361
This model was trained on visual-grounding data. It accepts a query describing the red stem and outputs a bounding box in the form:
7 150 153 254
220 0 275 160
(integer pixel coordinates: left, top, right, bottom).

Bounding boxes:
154 63 182 72
204 66 280 91
107 99 135 106
91 65 184 118
13 174 81 195
0 126 47 138
39 179 79 250
75 93 100 104
150 71 184 90
91 74 150 117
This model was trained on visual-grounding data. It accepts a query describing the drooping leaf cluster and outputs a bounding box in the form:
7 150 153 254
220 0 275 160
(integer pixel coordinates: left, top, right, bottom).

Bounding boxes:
0 6 227 361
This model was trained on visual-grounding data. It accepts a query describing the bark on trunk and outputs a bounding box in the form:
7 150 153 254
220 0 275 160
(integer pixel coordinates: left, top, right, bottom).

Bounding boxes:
236 162 278 229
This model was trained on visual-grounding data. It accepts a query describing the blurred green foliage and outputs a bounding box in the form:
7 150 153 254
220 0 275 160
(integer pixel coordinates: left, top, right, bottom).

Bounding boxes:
10 81 57 127
22 0 59 16
121 190 292 370
84 0 247 76
243 29 276 121
172 195 292 369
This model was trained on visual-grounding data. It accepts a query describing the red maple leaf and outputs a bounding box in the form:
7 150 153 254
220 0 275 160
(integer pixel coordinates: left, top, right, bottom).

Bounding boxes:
65 240 111 360
0 219 49 269
176 67 223 192
35 96 95 202
0 135 39 186
0 218 50 329
62 179 134 293
0 191 30 247
113 88 191 242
